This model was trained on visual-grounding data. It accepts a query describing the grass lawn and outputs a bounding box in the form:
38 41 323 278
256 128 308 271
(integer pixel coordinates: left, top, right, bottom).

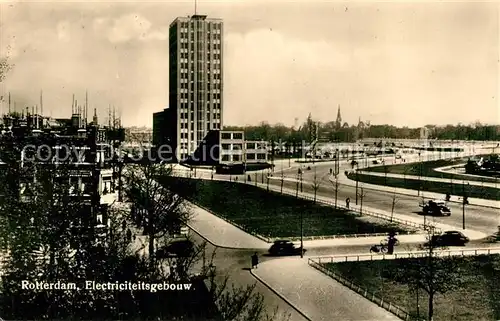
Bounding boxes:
348 173 500 201
363 157 498 184
161 178 407 238
324 255 500 321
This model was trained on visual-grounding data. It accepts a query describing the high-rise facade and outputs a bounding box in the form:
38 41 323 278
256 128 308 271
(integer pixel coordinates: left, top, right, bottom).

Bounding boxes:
169 15 223 161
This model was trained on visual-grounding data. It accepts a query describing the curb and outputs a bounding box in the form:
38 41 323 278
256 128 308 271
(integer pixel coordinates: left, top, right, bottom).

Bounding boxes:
249 268 313 321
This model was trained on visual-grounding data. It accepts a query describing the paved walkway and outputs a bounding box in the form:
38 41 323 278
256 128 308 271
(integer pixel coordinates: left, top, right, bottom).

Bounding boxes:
187 202 270 249
252 257 400 321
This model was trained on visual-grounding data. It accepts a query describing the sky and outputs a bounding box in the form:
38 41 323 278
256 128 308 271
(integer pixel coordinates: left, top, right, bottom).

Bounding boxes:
0 0 499 128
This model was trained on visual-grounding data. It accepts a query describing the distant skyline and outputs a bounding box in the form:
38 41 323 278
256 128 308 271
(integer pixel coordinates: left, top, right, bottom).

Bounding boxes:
0 0 499 127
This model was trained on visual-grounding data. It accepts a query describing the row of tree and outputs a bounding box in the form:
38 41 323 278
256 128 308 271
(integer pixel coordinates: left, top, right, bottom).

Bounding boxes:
225 116 500 143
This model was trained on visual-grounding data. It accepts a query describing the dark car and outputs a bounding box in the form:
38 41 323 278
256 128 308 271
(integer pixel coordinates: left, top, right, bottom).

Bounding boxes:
421 200 451 216
268 240 306 256
156 239 194 259
426 231 470 247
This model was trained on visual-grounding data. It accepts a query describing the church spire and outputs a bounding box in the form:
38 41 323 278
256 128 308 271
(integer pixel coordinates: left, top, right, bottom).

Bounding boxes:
335 104 342 129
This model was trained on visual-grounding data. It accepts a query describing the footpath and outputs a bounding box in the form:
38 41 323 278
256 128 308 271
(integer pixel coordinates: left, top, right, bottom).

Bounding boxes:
251 257 400 321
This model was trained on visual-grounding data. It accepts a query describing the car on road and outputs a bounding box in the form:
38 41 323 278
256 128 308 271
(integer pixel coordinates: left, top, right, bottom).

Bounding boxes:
268 240 306 256
426 231 470 247
421 200 451 216
156 239 194 259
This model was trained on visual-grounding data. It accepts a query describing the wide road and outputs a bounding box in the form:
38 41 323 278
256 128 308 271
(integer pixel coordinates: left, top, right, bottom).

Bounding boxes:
266 175 500 236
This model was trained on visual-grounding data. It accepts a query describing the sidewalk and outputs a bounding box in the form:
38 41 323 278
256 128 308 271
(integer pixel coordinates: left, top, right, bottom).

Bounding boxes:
187 202 270 249
357 170 500 188
251 257 400 321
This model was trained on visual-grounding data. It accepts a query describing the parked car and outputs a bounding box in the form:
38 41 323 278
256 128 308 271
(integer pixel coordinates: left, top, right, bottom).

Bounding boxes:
421 200 451 216
268 240 306 256
426 231 470 247
156 239 194 259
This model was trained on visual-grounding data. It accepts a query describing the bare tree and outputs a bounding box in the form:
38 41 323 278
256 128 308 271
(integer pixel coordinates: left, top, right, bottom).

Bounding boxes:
280 170 284 194
311 166 322 203
124 160 191 270
328 173 340 209
390 190 399 222
395 228 464 321
382 159 389 184
359 187 366 214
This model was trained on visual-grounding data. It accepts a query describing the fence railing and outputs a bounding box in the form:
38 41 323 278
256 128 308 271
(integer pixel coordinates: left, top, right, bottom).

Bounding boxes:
309 246 500 264
307 259 410 320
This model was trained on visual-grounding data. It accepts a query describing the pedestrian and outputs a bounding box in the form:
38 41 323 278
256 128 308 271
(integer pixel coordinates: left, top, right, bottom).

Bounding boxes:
346 197 350 209
251 252 259 269
126 228 132 243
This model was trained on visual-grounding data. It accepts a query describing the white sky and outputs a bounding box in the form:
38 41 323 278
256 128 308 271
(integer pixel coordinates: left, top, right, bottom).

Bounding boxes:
0 0 499 127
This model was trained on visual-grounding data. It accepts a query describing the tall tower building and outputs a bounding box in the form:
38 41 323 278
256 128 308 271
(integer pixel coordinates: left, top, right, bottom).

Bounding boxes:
169 15 224 161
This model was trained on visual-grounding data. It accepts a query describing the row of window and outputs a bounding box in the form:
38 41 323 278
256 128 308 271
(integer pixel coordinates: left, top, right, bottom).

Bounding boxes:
179 41 222 50
220 153 266 162
179 83 221 90
178 98 221 104
178 91 221 99
178 22 222 30
179 56 222 63
221 143 243 150
180 112 221 119
221 132 243 140
179 69 222 76
180 107 221 113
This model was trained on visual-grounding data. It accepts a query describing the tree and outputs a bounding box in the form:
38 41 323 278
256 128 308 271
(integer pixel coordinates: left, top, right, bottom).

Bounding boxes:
329 172 340 209
390 190 399 222
382 159 389 184
311 166 322 203
359 187 366 214
395 228 464 321
280 170 284 194
124 160 190 270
